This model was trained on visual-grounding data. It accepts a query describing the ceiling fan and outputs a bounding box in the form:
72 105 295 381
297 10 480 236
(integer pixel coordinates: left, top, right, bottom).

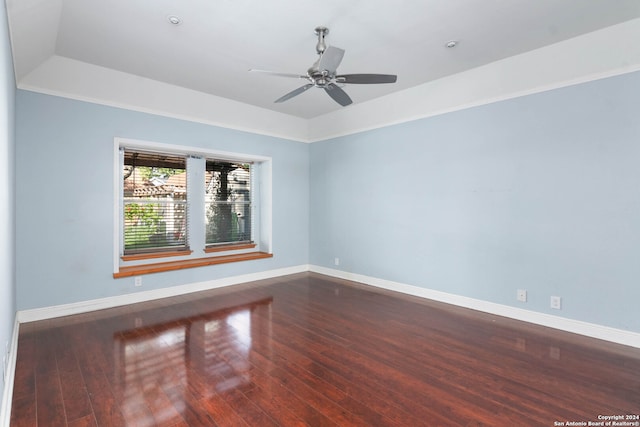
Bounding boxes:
250 26 397 107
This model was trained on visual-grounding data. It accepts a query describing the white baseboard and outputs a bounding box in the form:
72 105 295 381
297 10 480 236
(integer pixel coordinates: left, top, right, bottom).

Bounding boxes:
14 263 640 349
0 316 19 427
17 264 309 323
310 265 640 349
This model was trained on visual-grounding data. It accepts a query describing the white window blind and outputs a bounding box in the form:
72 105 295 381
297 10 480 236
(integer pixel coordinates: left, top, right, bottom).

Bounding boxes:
122 150 189 254
205 159 252 246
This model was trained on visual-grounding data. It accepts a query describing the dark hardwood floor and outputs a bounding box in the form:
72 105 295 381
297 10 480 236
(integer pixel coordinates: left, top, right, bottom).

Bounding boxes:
10 272 640 426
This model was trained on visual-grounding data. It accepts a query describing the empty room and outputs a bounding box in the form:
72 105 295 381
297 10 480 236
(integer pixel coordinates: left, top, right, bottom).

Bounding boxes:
1 0 640 426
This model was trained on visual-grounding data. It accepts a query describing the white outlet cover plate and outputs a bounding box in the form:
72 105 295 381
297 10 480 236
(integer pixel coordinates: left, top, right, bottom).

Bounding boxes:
517 289 527 302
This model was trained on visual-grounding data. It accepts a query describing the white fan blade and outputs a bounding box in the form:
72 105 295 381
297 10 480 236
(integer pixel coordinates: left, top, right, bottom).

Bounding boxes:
317 46 345 74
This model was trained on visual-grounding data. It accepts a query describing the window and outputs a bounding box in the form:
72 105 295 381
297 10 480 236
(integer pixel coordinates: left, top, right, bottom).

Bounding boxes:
205 160 252 247
114 138 272 276
123 151 188 254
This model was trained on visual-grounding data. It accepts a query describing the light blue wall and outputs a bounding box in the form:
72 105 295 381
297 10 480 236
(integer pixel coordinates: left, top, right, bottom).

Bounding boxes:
13 67 640 334
310 71 640 333
0 0 16 396
15 90 309 310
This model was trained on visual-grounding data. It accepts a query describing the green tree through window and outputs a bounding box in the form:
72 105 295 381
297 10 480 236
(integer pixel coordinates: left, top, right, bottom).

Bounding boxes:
205 160 251 246
123 151 188 253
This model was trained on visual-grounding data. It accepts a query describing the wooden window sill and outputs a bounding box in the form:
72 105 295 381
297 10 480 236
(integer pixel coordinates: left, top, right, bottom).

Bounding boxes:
204 243 256 253
114 252 273 278
121 250 193 262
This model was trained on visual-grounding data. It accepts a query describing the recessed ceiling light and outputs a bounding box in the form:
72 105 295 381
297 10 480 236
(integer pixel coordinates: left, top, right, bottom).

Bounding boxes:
445 40 458 48
167 15 182 25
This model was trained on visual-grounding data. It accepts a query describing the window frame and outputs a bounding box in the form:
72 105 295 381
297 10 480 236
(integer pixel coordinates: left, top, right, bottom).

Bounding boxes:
122 150 190 255
113 138 272 276
204 159 253 248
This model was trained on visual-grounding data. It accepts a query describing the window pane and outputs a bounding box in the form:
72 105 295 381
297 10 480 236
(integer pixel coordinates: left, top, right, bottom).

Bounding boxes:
205 160 251 245
123 151 188 253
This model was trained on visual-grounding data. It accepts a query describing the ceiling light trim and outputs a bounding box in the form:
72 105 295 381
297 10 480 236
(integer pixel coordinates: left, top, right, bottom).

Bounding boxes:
167 15 182 25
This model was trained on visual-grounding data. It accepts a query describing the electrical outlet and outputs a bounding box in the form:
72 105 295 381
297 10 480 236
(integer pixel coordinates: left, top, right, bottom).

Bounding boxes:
334 257 340 266
517 289 527 302
550 296 562 310
134 276 142 287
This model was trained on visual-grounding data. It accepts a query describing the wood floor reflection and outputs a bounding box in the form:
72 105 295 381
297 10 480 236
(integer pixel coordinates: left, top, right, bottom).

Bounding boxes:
10 273 640 426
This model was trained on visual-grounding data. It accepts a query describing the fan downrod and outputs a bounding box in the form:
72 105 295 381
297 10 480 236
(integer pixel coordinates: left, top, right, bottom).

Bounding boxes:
314 26 328 54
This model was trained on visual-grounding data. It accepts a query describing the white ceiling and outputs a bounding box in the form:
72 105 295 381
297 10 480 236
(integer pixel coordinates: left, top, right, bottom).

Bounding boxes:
6 0 640 119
